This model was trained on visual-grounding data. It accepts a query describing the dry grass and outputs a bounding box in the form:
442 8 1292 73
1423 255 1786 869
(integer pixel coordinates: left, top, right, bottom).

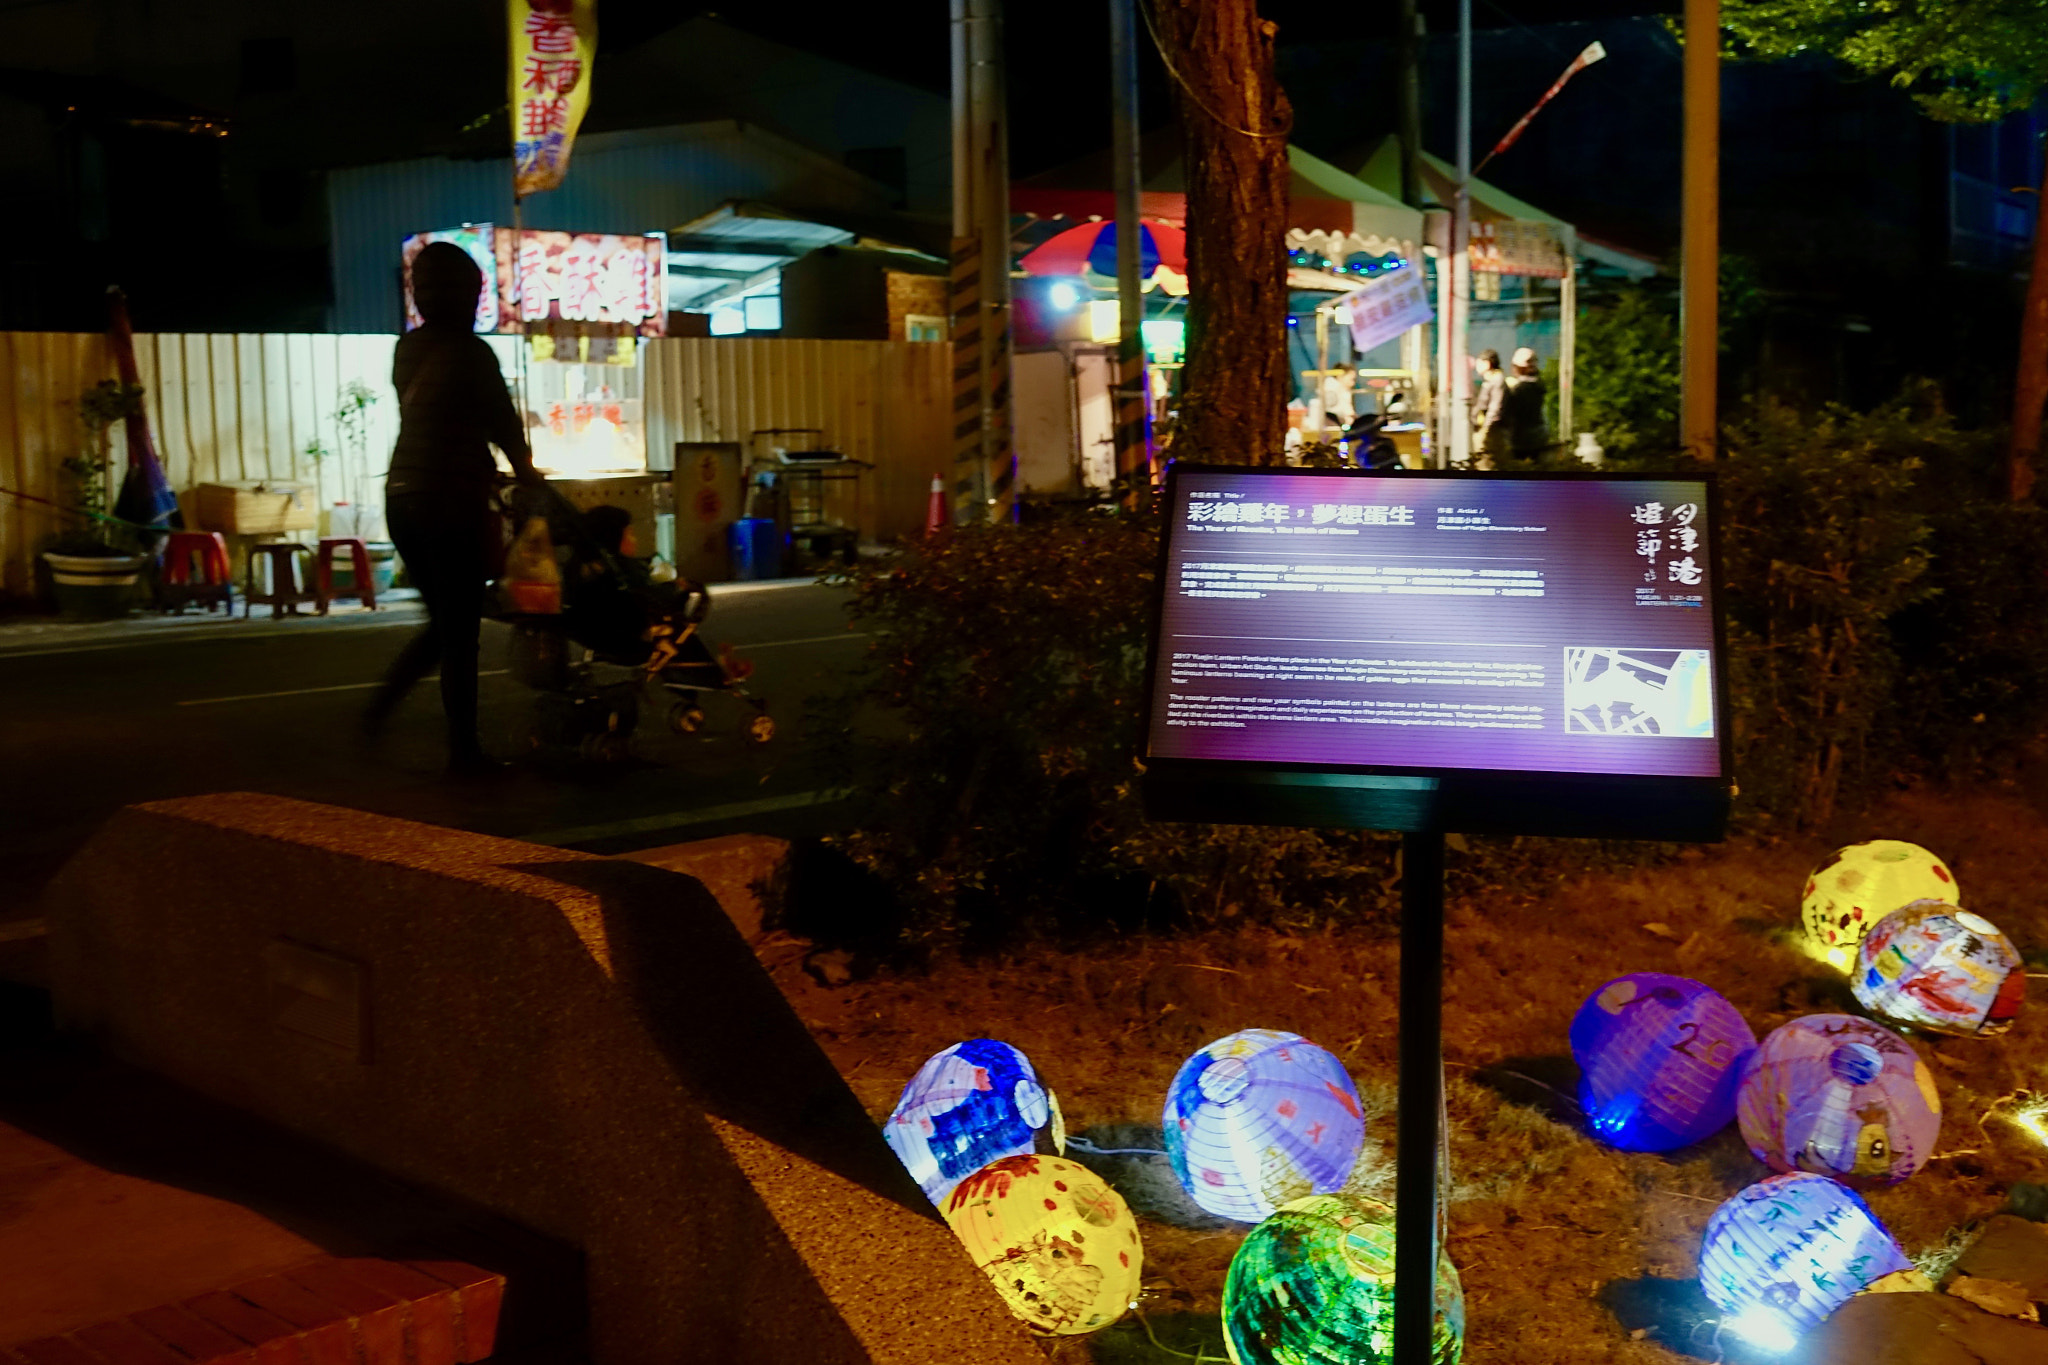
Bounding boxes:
762 783 2048 1363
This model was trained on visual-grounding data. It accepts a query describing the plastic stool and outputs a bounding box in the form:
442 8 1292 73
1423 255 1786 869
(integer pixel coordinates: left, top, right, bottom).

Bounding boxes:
314 537 378 613
159 531 233 614
245 542 318 618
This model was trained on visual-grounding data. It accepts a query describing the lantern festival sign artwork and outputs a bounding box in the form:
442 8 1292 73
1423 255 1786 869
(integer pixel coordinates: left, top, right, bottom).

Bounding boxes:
402 228 666 336
1344 262 1434 354
510 0 596 198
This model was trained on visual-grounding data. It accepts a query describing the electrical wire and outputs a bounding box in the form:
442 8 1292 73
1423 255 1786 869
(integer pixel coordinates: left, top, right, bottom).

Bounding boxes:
1135 0 1293 141
1064 1135 1170 1158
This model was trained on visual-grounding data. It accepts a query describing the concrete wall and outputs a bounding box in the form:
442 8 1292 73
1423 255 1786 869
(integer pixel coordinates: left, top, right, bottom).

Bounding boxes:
44 794 1040 1365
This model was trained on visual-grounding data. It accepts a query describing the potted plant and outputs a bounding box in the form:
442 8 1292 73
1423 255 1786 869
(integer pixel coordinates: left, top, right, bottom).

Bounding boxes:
41 379 151 619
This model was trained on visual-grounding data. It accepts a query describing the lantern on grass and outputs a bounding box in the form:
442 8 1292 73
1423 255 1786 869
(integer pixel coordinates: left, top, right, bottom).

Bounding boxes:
942 1154 1143 1336
1736 1015 1940 1188
1852 901 2025 1038
1570 973 1757 1151
1699 1172 1929 1353
1800 840 1958 973
886 1039 1062 1206
1163 1029 1365 1223
1221 1193 1464 1365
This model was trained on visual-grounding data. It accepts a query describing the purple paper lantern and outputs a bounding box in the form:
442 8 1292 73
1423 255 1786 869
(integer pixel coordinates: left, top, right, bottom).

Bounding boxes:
1736 1014 1941 1188
886 1039 1059 1205
1853 901 2026 1038
1162 1029 1365 1223
1570 973 1757 1151
1699 1172 1926 1352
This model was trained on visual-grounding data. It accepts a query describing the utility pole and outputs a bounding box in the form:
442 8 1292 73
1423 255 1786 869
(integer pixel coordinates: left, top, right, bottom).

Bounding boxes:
1395 0 1424 209
949 0 1016 522
1680 0 1719 461
1448 0 1472 468
1110 0 1149 495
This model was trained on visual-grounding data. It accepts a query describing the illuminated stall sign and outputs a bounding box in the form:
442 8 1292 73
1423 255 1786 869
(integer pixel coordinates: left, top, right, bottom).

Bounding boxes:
401 227 666 336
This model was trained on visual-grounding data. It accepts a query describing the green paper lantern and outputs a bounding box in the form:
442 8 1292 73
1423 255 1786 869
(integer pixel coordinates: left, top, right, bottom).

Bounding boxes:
1222 1193 1465 1365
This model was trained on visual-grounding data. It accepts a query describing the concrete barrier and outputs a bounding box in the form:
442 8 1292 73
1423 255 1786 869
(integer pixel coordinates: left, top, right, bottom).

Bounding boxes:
44 793 1040 1365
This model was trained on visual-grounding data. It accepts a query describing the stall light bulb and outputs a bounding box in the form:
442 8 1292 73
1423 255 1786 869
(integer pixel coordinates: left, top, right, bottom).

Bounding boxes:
1049 282 1080 312
1725 1308 1797 1354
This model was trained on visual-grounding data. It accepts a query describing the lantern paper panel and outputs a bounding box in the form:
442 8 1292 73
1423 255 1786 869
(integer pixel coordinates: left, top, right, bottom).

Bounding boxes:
942 1154 1143 1336
1570 973 1758 1151
1699 1173 1927 1351
1736 1014 1941 1188
1853 901 2025 1039
1800 840 1959 973
886 1039 1059 1206
1163 1029 1366 1223
1222 1193 1465 1365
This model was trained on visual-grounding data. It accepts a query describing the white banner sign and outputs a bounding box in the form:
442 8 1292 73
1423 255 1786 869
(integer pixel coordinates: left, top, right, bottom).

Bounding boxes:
1345 263 1434 354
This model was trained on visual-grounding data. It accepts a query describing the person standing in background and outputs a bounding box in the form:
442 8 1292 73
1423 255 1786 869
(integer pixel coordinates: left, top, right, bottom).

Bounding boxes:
1471 349 1505 469
1501 345 1551 461
362 242 543 776
1320 361 1357 434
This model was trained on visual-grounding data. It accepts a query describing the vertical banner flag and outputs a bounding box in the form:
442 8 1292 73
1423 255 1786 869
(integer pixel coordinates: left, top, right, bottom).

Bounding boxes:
511 0 596 198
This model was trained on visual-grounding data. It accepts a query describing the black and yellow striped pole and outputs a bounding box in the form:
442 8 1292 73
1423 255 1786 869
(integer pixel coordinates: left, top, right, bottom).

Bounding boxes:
950 0 1014 525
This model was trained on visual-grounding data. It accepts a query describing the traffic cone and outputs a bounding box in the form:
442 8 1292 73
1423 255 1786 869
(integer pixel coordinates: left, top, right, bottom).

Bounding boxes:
925 473 947 534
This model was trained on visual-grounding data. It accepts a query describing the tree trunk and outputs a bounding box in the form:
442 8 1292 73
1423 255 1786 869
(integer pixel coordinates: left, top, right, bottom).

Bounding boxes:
2008 157 2048 503
1151 0 1293 467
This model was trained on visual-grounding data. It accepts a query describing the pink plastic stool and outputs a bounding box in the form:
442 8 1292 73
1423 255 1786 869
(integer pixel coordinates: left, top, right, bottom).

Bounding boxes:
314 537 378 613
159 531 233 614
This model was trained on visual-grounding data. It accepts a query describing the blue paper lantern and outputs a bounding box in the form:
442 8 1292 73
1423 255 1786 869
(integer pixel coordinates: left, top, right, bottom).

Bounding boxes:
1853 901 2026 1038
1163 1029 1365 1223
1570 973 1757 1151
1736 1014 1941 1188
1699 1173 1928 1352
1222 1193 1464 1365
886 1039 1059 1205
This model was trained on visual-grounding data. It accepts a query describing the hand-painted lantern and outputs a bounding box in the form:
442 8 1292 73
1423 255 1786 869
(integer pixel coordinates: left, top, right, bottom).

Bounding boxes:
1569 973 1757 1151
1162 1029 1365 1223
1800 841 1959 972
886 1039 1061 1206
1699 1172 1929 1353
1221 1193 1464 1365
1852 901 2025 1038
942 1154 1143 1336
1736 1014 1940 1187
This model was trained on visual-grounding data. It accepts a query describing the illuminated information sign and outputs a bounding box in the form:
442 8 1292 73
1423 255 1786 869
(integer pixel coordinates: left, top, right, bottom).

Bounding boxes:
1142 466 1729 839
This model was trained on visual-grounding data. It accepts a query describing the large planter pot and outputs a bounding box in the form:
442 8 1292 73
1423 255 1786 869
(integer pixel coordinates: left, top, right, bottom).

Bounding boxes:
43 551 148 620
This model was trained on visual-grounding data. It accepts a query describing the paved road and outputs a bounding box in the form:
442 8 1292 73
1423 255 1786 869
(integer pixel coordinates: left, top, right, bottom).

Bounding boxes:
0 582 871 918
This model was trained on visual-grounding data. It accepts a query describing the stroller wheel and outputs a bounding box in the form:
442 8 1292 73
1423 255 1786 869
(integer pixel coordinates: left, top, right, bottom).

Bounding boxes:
744 713 776 746
668 701 706 735
580 731 630 764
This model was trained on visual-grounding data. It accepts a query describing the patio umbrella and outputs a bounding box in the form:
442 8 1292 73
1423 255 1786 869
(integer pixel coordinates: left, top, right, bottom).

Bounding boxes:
1019 220 1186 279
107 287 180 534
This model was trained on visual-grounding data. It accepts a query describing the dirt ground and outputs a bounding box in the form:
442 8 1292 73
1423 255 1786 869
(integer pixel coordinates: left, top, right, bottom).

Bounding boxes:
759 783 2048 1363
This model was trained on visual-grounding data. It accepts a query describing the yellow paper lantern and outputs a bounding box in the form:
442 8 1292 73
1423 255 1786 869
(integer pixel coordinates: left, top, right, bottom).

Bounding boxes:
1799 841 1958 972
942 1154 1143 1335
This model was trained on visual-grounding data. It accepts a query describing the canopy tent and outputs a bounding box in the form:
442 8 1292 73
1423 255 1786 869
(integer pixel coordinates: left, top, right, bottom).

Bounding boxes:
1012 130 1423 263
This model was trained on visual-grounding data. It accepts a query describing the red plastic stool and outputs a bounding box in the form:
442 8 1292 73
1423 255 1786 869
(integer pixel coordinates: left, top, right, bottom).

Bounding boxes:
314 537 378 613
245 541 318 618
159 531 233 614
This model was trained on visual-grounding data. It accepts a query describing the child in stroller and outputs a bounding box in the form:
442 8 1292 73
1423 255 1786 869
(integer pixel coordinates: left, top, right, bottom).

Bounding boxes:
501 495 773 760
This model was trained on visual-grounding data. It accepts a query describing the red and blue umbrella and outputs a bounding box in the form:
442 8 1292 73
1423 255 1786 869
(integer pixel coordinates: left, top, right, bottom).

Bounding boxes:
1020 220 1187 279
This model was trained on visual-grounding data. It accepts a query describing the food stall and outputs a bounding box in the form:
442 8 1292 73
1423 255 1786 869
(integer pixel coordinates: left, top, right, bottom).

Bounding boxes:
401 225 671 555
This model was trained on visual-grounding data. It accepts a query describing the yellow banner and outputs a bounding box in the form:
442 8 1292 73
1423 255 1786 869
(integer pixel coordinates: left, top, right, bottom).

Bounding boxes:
510 0 596 198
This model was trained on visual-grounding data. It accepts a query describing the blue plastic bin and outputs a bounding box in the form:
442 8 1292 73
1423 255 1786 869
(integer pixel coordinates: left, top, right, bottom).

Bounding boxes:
728 518 785 581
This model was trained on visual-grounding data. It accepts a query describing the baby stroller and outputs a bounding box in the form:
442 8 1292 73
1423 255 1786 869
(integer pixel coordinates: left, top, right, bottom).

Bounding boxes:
494 485 774 763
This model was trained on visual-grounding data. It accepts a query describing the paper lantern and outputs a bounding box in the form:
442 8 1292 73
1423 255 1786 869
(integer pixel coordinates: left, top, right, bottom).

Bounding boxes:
1570 973 1757 1151
1222 1193 1464 1365
886 1039 1060 1205
1163 1029 1365 1223
1699 1172 1929 1352
1800 840 1958 972
942 1154 1143 1335
1853 901 2025 1038
1736 1014 1940 1187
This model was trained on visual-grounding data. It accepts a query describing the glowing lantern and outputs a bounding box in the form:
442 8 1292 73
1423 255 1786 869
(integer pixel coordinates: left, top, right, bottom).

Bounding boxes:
1699 1172 1930 1353
886 1039 1062 1206
1736 1014 1940 1188
1221 1193 1465 1365
1800 840 1958 972
1569 973 1757 1151
1163 1029 1365 1223
942 1154 1142 1336
1852 901 2025 1038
